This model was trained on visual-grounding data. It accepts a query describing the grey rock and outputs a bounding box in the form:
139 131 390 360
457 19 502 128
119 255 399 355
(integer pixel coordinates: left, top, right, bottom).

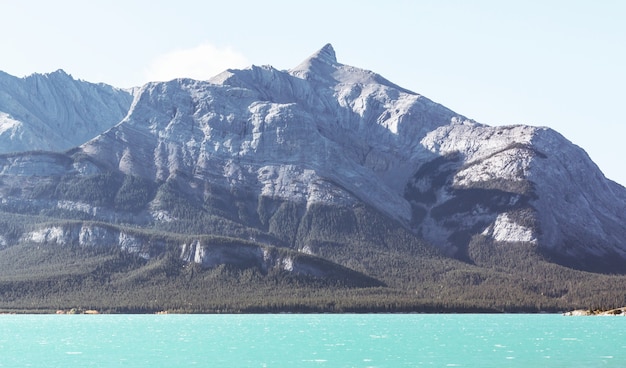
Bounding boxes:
0 70 133 153
2 44 626 271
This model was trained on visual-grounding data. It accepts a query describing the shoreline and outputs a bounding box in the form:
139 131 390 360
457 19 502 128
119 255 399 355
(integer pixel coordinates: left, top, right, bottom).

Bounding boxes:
563 307 626 316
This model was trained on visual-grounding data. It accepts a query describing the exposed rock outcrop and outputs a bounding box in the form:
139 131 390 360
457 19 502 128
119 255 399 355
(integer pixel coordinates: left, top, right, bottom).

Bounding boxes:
0 70 133 153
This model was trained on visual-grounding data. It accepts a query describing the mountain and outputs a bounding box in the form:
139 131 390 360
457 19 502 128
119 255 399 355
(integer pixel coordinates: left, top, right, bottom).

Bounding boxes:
0 70 133 153
0 44 625 313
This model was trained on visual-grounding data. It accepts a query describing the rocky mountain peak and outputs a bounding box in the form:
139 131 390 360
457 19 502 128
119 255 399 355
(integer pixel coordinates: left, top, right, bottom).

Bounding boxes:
2 45 626 274
0 69 133 154
289 43 341 83
310 43 338 65
38 69 72 79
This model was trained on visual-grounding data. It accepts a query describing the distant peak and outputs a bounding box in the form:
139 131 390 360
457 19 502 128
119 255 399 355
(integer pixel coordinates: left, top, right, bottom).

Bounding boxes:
311 43 337 65
25 69 73 81
48 69 74 78
289 44 340 81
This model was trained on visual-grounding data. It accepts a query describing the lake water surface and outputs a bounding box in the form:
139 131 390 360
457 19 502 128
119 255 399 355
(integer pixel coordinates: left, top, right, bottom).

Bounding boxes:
0 314 624 367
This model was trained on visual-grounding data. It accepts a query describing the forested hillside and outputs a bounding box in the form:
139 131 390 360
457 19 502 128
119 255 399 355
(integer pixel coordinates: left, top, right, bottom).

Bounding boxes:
1 45 626 313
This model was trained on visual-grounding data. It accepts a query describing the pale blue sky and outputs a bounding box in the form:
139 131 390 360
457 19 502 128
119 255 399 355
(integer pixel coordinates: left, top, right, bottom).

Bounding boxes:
2 0 625 185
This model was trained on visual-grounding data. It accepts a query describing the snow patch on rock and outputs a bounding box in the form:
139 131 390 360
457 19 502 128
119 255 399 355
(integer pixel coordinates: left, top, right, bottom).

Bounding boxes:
281 256 294 272
118 232 142 253
23 224 153 258
151 210 175 223
26 226 70 245
79 225 117 247
484 213 537 243
0 112 21 135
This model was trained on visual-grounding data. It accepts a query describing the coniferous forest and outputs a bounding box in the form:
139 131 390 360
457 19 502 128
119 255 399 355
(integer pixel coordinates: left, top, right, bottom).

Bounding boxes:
0 171 625 314
2 46 626 314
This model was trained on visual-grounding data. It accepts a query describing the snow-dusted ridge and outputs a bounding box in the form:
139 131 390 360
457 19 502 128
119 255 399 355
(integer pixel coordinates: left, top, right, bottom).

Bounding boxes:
0 69 134 154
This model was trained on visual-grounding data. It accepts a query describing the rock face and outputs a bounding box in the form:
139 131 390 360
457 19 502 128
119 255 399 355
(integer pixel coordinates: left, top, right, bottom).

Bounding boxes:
23 223 157 259
81 44 458 222
19 220 380 286
1 44 626 273
0 70 133 153
411 123 626 267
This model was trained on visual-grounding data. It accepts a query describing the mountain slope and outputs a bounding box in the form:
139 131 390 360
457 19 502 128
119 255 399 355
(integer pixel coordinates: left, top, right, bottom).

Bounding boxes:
81 44 460 223
76 44 626 270
412 123 626 270
0 44 626 312
0 70 133 153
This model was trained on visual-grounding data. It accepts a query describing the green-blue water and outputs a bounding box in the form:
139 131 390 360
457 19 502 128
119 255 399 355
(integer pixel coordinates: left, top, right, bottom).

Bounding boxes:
0 314 624 367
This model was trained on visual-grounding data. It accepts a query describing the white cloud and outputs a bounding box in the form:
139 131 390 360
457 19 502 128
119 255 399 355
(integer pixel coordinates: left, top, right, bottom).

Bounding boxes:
144 43 249 83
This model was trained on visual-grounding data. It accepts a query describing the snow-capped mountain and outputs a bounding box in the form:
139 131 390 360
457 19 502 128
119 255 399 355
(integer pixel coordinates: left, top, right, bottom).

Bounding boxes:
0 70 133 153
1 44 625 273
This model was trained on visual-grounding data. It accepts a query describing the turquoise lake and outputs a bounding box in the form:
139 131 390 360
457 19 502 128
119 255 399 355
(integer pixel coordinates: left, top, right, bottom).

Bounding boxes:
0 314 624 367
